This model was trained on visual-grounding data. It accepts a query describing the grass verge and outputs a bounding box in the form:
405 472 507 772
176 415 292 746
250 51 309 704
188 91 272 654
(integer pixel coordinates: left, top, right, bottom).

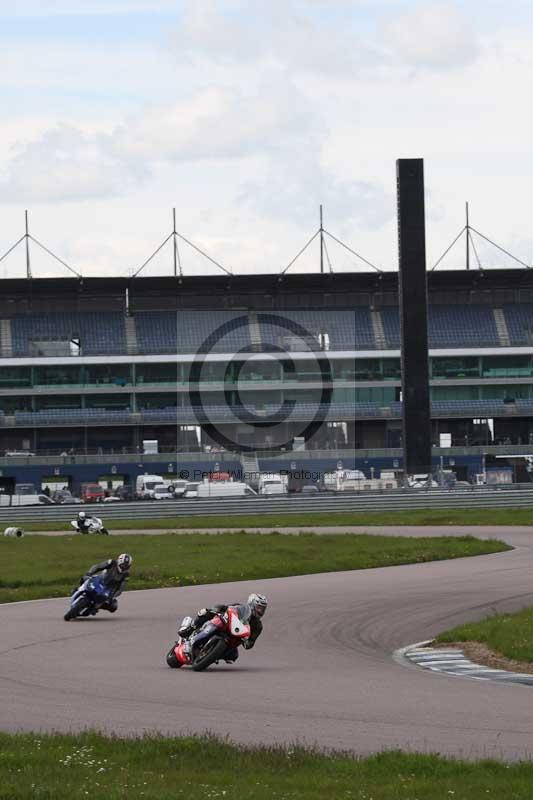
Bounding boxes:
1 732 533 799
0 532 509 604
436 604 533 665
19 506 533 532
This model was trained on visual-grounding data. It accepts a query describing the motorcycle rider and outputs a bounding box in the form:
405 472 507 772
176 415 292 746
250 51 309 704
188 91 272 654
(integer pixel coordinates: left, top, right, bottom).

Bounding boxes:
76 510 95 534
78 553 133 612
177 592 268 663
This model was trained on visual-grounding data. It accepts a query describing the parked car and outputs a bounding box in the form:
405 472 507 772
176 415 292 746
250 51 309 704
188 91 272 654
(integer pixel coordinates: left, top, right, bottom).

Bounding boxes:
80 482 105 503
183 482 201 498
301 484 319 495
52 490 82 505
114 485 133 501
153 484 174 500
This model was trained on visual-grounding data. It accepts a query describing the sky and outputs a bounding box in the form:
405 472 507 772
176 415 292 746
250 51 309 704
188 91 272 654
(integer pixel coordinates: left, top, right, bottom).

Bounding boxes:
0 0 533 278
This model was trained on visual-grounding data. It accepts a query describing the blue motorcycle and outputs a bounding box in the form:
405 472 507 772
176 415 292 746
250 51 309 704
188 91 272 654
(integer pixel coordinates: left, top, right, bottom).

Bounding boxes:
64 575 114 621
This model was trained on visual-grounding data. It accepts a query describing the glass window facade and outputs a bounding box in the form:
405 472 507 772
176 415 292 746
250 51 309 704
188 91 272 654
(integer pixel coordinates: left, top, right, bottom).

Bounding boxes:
0 395 32 412
431 357 480 379
84 394 130 410
136 393 177 410
136 363 177 385
0 367 31 388
84 364 131 387
481 355 533 378
36 395 82 410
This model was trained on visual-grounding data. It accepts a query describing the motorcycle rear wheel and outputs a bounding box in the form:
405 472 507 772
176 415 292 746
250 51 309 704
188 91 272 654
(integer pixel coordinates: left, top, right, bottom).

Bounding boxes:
64 596 89 621
191 636 228 672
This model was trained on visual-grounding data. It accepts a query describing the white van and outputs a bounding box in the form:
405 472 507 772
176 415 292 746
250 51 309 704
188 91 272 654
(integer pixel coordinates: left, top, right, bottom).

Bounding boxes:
169 479 188 498
135 474 165 500
196 482 257 499
258 473 288 495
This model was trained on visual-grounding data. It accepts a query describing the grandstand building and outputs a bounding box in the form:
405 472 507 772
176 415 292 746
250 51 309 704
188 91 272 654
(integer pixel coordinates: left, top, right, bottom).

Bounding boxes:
1 268 533 490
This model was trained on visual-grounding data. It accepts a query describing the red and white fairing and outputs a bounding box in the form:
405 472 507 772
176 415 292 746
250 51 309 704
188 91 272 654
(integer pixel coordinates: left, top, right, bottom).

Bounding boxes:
172 606 251 667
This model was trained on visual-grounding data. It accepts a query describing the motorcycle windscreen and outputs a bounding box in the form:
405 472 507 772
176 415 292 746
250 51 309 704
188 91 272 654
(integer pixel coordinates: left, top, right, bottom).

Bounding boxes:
85 576 108 595
231 604 252 623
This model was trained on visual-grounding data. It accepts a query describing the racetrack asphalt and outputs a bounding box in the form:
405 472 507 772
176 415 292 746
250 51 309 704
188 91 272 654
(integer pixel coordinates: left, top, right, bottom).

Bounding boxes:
2 526 533 760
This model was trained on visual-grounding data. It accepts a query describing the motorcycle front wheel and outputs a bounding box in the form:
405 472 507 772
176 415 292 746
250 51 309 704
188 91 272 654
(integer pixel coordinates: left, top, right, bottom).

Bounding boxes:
191 636 228 672
166 646 183 668
64 596 90 621
99 528 109 535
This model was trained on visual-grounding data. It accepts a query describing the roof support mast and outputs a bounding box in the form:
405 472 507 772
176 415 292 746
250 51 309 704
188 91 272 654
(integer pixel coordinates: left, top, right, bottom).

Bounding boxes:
432 202 530 271
280 207 381 277
172 208 182 279
319 204 324 274
25 210 32 279
0 210 81 278
132 209 232 279
466 202 470 270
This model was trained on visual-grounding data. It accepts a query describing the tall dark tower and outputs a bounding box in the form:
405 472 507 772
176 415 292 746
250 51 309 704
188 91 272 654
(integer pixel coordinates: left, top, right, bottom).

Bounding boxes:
396 158 432 475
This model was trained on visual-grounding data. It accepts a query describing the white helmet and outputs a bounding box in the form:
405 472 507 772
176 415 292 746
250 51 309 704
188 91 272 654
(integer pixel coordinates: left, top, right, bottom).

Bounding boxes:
117 553 132 573
78 511 86 520
247 592 268 618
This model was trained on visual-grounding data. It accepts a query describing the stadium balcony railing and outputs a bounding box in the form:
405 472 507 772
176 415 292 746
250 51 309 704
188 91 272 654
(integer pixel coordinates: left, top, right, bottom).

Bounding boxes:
6 398 533 428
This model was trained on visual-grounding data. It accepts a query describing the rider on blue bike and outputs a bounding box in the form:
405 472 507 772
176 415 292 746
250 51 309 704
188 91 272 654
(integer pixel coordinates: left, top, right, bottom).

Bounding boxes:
78 553 132 612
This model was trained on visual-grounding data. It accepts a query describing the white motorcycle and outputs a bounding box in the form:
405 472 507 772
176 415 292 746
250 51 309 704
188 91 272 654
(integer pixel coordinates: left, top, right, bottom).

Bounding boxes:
70 517 109 535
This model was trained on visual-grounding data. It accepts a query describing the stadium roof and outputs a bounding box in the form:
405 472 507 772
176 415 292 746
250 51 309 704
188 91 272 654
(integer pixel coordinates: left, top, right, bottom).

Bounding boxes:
0 268 532 315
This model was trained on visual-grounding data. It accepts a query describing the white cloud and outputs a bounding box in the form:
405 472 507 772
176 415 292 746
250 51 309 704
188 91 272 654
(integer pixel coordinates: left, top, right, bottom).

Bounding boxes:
384 3 480 69
240 157 393 232
116 81 320 162
177 0 376 77
0 125 149 203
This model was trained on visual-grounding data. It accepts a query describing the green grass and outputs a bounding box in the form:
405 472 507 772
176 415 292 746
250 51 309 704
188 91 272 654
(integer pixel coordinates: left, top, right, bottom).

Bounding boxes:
0 732 532 799
0 532 509 604
20 506 533 532
436 604 533 664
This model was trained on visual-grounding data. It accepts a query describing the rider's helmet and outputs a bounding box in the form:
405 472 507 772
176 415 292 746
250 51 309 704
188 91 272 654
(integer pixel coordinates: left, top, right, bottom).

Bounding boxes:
116 553 132 573
247 592 268 618
77 511 86 521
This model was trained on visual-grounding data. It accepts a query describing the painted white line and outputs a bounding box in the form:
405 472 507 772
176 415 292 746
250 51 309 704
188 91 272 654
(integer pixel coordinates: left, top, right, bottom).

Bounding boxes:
411 659 468 666
409 651 463 657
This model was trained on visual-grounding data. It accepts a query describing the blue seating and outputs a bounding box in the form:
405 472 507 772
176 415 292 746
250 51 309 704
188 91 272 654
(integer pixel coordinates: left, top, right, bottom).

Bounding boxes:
11 313 126 356
135 310 251 354
14 409 131 426
6 304 533 357
379 306 500 349
429 305 499 347
256 310 369 351
503 304 533 345
380 308 400 348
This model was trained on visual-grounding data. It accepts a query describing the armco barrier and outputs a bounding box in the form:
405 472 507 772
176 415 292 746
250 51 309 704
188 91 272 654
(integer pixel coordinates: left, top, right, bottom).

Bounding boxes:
1 486 533 525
